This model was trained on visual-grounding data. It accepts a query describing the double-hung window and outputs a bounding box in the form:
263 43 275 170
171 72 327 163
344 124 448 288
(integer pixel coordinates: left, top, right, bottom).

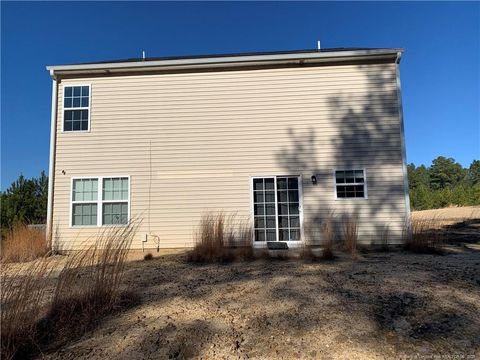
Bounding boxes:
102 178 129 225
63 85 90 132
72 178 98 226
252 176 301 242
335 169 367 199
71 176 130 226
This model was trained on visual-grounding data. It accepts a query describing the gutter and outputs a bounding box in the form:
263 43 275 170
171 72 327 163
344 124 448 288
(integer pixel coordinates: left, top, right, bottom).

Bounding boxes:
46 76 57 244
394 51 411 221
47 48 403 78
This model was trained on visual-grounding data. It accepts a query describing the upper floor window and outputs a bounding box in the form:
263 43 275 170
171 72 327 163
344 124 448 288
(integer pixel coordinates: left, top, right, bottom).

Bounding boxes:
63 85 90 132
335 169 367 199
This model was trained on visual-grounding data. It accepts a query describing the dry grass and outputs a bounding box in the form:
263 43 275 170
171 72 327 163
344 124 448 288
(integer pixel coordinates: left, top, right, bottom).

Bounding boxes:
301 216 336 261
303 214 352 260
0 258 54 360
1 224 51 263
230 222 255 261
300 219 318 261
321 217 336 259
404 217 444 254
342 215 358 257
412 206 480 222
41 224 136 344
299 244 316 261
379 224 390 252
187 213 253 263
0 224 137 359
410 206 480 248
187 213 232 263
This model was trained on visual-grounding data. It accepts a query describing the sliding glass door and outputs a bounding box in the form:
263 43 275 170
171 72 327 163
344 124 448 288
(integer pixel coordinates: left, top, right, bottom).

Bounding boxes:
252 176 302 242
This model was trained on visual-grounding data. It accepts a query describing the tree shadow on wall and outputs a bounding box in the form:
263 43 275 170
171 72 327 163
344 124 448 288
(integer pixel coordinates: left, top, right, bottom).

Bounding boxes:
275 63 408 245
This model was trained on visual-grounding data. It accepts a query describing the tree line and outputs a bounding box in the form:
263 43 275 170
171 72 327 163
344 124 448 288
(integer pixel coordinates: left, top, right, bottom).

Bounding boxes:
0 157 478 233
408 157 480 210
1 172 48 235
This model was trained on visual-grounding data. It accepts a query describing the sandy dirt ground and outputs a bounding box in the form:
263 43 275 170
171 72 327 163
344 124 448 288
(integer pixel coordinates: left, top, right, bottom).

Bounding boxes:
31 208 480 359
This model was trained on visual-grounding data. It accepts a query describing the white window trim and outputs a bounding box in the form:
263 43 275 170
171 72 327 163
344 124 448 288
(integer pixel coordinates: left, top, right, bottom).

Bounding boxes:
61 84 91 133
333 168 368 200
70 175 131 228
250 175 304 249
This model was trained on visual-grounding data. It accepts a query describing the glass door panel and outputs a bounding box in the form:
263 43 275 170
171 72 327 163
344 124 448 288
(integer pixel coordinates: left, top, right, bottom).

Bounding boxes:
253 178 277 242
253 176 301 242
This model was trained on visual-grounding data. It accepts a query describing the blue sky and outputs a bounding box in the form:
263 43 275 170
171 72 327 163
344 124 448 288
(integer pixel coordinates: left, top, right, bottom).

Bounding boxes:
1 1 479 189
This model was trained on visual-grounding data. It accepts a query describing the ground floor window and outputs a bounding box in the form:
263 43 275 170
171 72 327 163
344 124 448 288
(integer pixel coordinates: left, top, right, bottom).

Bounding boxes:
252 176 301 242
335 169 367 199
102 177 129 225
71 176 130 226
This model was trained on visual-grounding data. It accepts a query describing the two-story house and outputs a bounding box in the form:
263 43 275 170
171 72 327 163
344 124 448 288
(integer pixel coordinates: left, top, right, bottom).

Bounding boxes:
46 48 410 251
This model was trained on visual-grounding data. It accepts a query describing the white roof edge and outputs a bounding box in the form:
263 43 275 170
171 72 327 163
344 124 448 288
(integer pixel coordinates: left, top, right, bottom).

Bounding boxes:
47 48 403 74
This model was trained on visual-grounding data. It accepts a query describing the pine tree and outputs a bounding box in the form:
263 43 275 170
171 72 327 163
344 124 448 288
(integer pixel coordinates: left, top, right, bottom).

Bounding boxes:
1 172 49 232
467 160 480 185
429 156 465 190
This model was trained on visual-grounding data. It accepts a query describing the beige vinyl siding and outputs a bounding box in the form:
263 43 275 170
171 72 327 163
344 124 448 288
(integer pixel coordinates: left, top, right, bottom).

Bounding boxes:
51 63 407 249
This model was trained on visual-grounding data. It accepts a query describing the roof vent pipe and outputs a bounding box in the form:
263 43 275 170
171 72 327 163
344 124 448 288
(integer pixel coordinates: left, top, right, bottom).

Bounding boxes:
142 50 146 60
317 40 321 51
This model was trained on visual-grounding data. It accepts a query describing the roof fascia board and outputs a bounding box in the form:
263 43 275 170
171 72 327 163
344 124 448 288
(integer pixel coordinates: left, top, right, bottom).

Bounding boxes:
47 49 403 78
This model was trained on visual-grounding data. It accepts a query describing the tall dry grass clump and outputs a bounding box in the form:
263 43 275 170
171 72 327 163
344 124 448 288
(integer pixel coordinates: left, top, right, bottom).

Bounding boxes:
231 221 255 261
300 219 316 261
187 213 230 262
301 215 336 261
42 224 136 341
342 215 358 257
1 224 51 263
321 217 336 259
187 213 253 263
0 223 137 359
404 217 444 254
1 259 54 360
300 240 316 261
380 224 390 252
